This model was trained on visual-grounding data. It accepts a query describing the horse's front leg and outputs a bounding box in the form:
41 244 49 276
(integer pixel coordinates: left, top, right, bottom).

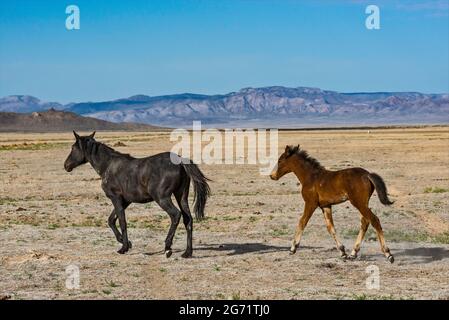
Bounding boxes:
111 198 131 254
108 209 122 242
290 202 317 254
107 209 132 249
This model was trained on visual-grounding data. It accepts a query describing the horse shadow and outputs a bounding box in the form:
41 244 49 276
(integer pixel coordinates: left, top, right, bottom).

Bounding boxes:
356 246 449 264
196 243 290 257
144 243 320 258
394 246 449 264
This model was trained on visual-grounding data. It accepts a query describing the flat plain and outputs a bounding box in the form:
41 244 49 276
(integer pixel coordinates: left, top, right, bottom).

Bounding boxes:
0 127 448 299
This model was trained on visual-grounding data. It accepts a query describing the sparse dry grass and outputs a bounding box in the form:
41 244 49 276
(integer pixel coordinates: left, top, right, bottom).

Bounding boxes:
424 187 449 194
0 142 66 151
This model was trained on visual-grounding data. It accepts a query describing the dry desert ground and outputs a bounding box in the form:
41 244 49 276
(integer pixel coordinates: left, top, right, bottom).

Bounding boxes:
0 127 448 299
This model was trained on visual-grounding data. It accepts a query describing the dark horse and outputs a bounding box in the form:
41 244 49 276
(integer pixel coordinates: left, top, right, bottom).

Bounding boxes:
270 145 395 263
64 131 210 258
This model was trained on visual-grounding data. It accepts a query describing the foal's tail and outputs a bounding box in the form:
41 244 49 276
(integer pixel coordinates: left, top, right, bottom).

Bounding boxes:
182 162 211 220
368 173 394 205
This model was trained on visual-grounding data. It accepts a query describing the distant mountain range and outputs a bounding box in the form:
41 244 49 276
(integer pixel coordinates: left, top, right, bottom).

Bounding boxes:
1 86 448 128
0 109 161 132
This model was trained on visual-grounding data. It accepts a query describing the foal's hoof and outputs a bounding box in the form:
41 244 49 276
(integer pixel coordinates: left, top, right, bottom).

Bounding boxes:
181 251 193 258
338 246 347 258
347 254 357 260
387 255 395 264
165 250 172 258
289 248 297 255
128 241 133 249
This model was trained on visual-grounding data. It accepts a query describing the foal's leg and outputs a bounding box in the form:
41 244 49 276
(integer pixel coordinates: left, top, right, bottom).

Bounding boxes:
111 198 131 254
290 202 317 254
348 216 369 259
353 204 394 263
322 207 346 258
176 188 193 258
367 209 394 263
156 197 182 258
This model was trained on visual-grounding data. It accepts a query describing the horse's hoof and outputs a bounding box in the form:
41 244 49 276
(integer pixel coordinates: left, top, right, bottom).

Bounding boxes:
128 241 133 249
341 253 348 260
165 250 172 258
181 251 192 258
387 255 394 264
347 254 357 260
289 249 296 255
117 248 128 254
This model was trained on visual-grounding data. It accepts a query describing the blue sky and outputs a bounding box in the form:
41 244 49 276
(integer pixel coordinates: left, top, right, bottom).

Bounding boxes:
0 0 448 103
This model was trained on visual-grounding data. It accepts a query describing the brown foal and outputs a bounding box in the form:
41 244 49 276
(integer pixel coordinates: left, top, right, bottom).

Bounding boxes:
270 145 395 263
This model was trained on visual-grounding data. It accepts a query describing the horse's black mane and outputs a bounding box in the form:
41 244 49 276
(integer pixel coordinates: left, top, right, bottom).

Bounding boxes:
295 149 324 171
87 139 134 160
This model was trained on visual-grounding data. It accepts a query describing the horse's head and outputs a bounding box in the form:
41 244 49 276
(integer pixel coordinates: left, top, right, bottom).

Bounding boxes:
270 144 299 180
64 131 96 172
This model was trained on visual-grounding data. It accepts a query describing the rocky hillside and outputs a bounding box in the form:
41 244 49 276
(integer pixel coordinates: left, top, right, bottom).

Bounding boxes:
0 109 162 132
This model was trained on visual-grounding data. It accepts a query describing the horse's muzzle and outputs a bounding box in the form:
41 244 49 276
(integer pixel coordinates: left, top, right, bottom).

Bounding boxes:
64 162 73 172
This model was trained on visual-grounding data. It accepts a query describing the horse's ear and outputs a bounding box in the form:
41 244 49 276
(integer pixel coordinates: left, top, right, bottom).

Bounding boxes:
293 144 300 153
73 131 80 140
286 144 299 157
285 145 294 157
89 131 96 139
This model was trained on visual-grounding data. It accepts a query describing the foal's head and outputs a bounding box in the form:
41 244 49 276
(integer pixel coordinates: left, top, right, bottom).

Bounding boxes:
64 131 96 172
270 145 300 180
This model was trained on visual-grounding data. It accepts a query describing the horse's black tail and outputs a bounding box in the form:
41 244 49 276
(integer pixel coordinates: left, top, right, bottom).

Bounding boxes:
368 173 394 205
182 162 211 221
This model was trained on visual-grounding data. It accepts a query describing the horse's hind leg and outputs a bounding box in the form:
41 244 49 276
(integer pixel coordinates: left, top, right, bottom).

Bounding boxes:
175 184 193 258
368 209 394 263
348 216 369 259
353 203 394 263
322 207 346 258
156 197 182 258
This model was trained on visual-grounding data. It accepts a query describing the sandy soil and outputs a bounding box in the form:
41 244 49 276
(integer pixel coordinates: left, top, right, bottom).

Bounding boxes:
0 127 448 300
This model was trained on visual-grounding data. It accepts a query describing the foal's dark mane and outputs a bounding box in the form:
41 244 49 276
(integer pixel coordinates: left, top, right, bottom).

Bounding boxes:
86 139 134 160
294 149 324 171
